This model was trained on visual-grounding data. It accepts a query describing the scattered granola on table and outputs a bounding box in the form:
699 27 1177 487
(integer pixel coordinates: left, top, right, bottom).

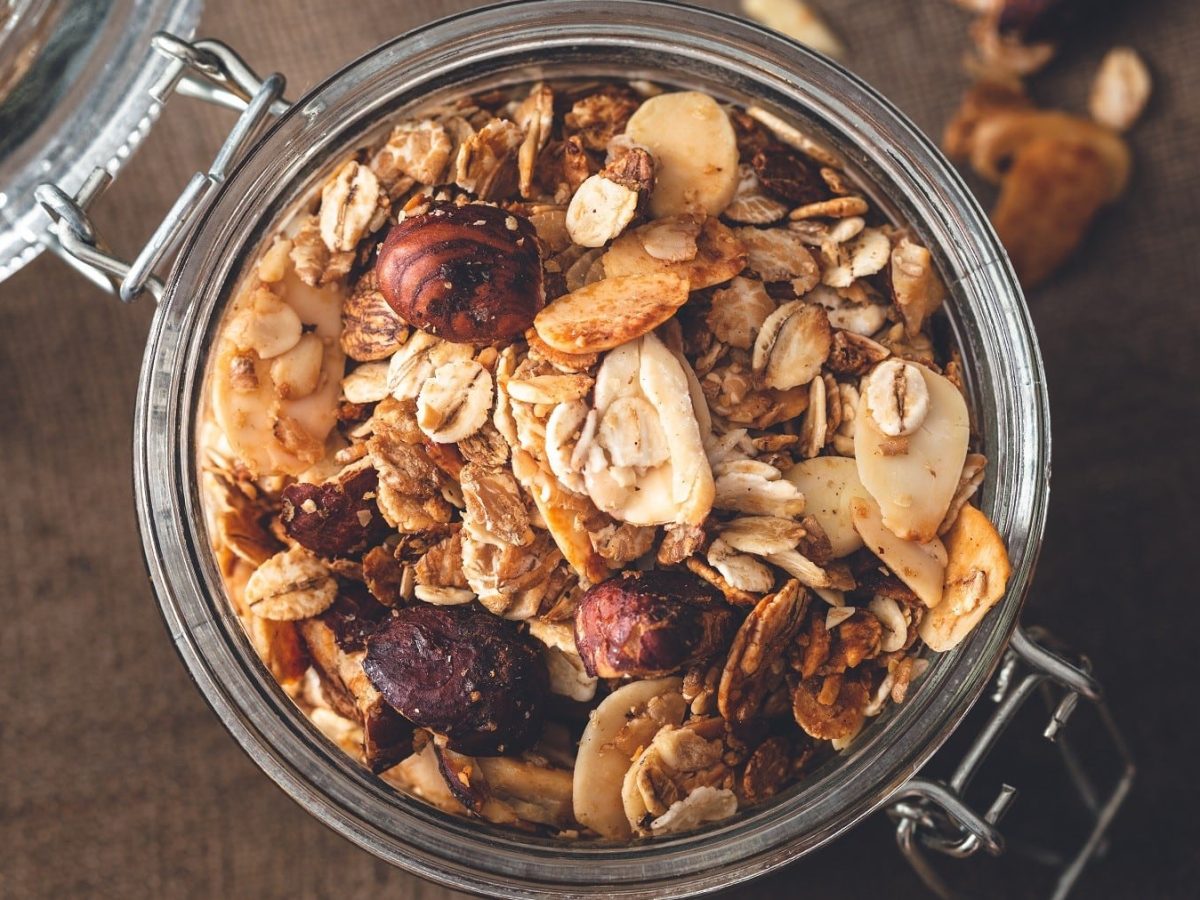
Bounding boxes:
201 79 1011 840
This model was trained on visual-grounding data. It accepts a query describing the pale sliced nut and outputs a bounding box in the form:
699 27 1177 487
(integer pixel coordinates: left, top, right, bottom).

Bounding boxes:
741 0 844 58
745 106 843 169
226 286 303 360
784 456 867 558
707 277 776 350
850 494 945 608
269 333 325 401
625 91 739 217
342 361 391 404
854 361 969 543
416 358 493 444
798 373 826 458
890 237 946 337
245 547 337 620
764 548 842 590
534 272 690 354
529 619 598 703
863 358 930 438
752 301 832 391
1089 47 1151 133
320 160 384 253
566 174 640 248
707 538 775 593
920 505 1010 651
573 677 686 840
719 516 807 556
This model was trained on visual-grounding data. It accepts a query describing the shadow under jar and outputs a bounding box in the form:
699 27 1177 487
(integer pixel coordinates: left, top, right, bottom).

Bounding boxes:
136 2 1048 896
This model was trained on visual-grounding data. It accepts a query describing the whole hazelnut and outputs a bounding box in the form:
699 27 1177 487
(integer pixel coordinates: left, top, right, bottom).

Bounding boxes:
575 570 738 679
375 203 544 345
363 605 548 755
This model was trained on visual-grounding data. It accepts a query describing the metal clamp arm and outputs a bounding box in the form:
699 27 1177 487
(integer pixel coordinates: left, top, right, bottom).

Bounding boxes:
888 625 1135 900
35 34 289 302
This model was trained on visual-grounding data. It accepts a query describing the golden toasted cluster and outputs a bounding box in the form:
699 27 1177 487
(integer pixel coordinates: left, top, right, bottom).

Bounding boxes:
201 78 1011 841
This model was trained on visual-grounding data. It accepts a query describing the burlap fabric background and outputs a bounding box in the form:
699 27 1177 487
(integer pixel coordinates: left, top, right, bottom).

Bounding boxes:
2 1 1196 897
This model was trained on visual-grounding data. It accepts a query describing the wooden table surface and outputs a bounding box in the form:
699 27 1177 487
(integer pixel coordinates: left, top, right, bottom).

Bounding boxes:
2 1 1196 897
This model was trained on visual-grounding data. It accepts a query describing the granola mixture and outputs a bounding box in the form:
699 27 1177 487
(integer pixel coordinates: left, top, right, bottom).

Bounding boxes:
201 80 1012 841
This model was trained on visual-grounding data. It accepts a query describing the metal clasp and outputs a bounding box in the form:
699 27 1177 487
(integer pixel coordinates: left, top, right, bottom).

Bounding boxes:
35 34 290 302
889 625 1134 899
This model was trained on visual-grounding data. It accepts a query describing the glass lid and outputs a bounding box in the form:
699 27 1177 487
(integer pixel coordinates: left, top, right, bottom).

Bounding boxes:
0 0 202 282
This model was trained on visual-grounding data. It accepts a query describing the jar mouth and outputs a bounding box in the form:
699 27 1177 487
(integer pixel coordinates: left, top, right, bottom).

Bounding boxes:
135 2 1050 896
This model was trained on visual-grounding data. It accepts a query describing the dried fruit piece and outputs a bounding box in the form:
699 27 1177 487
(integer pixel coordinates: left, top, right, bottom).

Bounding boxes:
573 678 686 839
244 547 337 620
376 203 544 345
784 456 868 558
920 505 1011 651
751 301 832 391
416 359 493 444
854 362 969 543
1089 47 1151 133
625 91 740 217
363 605 548 755
849 494 946 609
533 272 690 354
574 570 737 678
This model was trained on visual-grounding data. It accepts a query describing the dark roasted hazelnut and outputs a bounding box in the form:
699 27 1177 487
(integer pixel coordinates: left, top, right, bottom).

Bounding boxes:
574 570 738 679
375 202 544 345
751 145 828 206
280 459 386 558
363 605 548 755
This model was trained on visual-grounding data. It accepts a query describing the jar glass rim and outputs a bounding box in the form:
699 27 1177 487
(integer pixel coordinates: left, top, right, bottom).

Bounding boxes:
135 2 1050 896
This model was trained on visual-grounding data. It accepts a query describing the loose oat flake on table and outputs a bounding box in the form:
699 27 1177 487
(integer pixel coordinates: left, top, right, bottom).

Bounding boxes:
201 79 1011 840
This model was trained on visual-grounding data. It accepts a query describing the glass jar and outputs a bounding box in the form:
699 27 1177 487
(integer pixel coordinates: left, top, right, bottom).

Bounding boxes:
42 1 1124 896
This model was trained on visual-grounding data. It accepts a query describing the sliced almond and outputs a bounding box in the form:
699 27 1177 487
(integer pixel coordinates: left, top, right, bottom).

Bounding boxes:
850 495 945 608
854 362 969 543
784 456 867 558
919 505 1011 651
533 272 690 353
625 91 739 217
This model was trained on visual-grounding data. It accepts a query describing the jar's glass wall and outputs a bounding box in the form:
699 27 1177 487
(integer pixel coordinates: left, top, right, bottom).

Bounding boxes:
137 3 1048 897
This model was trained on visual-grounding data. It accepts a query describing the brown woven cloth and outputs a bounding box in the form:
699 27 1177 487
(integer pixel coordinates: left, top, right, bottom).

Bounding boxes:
1 1 1196 897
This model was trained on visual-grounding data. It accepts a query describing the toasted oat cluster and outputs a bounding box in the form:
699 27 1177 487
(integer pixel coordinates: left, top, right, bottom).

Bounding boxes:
201 80 1011 840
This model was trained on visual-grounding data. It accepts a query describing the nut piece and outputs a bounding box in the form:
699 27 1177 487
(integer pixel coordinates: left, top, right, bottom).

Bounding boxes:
1089 47 1151 133
363 605 548 755
244 546 337 620
533 272 690 354
624 91 740 217
280 460 385 557
890 238 946 338
416 359 494 444
566 174 640 248
341 271 409 362
574 570 737 678
863 359 930 438
376 203 544 345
